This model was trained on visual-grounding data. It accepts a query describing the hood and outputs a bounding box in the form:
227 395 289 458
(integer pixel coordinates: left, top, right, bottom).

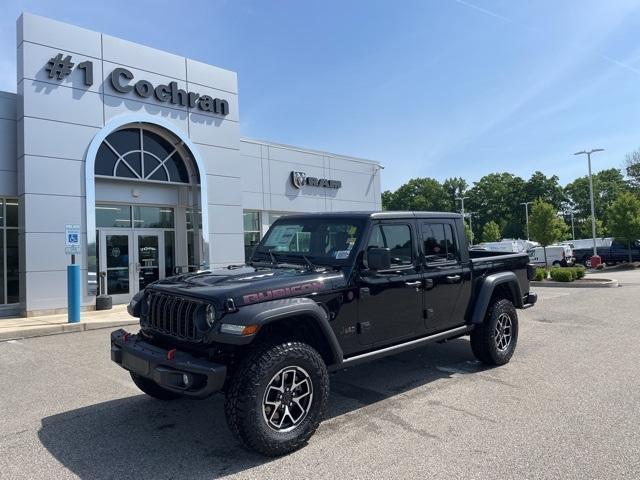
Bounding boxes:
148 264 346 307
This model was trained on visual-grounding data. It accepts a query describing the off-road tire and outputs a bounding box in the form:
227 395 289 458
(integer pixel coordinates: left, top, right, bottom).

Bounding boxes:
130 372 183 400
224 341 329 456
471 298 518 366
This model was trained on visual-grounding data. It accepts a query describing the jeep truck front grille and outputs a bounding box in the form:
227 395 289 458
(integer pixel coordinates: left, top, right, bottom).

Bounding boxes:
144 292 206 341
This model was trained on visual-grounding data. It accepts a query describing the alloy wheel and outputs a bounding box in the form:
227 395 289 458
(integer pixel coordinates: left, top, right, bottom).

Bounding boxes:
494 313 513 352
262 366 314 432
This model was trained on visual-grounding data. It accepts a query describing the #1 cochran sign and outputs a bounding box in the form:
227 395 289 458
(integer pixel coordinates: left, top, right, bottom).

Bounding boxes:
44 54 230 116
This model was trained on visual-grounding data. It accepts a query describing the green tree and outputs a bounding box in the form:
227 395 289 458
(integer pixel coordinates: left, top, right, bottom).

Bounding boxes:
381 190 394 211
624 148 640 190
528 199 568 265
576 217 605 239
606 192 640 262
525 171 565 210
382 177 453 211
467 173 527 238
443 177 468 209
464 223 474 244
481 220 502 242
564 168 630 233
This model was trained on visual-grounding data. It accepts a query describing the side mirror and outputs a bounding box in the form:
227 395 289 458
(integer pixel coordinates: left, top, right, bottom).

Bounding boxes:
367 247 391 271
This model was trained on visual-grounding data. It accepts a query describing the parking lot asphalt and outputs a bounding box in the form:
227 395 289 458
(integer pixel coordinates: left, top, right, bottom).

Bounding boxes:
1 270 639 480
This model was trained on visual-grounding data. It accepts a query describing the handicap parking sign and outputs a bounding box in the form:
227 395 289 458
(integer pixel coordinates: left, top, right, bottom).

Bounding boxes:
65 224 81 247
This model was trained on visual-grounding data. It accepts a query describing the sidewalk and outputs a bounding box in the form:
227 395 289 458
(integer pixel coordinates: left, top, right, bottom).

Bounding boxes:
0 305 137 342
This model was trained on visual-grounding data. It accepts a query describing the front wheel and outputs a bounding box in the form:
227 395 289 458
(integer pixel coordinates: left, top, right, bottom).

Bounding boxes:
471 298 518 365
224 341 329 456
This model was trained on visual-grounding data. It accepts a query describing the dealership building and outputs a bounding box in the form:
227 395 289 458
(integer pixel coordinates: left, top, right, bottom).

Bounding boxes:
0 13 382 316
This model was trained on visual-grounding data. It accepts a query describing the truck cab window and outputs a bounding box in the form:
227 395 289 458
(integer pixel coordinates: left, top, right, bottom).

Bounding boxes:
422 223 458 263
367 224 413 266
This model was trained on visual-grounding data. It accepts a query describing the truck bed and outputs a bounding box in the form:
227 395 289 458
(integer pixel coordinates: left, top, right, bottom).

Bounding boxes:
469 250 532 303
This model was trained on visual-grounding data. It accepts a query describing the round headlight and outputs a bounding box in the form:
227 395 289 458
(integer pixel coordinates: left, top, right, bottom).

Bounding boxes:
205 304 216 327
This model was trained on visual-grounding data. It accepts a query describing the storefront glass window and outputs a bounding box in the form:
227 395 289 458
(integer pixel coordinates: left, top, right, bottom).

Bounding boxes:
0 198 20 305
164 231 175 277
268 212 287 229
186 207 202 272
133 206 174 228
244 211 261 261
96 204 131 228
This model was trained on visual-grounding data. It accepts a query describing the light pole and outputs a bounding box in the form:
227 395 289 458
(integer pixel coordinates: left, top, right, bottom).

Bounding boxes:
520 201 533 241
570 211 575 240
566 204 576 240
466 212 477 245
574 148 604 257
455 195 469 221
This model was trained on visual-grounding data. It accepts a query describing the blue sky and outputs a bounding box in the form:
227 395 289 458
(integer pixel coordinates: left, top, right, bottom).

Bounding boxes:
2 0 640 191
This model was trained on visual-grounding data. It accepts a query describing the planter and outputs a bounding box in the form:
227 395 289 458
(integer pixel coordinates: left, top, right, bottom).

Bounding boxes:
530 278 619 288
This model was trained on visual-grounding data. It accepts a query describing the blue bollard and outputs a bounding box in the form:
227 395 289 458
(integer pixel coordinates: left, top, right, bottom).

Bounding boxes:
67 264 81 323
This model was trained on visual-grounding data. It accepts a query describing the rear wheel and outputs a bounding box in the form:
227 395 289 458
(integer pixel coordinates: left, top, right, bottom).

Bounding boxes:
130 372 183 400
471 298 518 365
224 341 329 456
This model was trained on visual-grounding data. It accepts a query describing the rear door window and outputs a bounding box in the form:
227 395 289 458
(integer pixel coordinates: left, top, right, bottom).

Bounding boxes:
421 222 458 263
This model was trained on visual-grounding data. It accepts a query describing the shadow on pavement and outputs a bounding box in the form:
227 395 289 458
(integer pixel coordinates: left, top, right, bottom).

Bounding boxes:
38 338 482 479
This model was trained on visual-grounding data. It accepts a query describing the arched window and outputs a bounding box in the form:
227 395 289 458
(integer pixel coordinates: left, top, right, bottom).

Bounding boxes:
95 127 192 183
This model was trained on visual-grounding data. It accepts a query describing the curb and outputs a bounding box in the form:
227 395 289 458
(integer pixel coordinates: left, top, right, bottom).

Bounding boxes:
531 279 619 288
0 319 138 342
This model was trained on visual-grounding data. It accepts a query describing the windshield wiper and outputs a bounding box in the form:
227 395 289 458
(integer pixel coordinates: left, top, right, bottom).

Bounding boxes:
301 254 316 271
265 250 318 271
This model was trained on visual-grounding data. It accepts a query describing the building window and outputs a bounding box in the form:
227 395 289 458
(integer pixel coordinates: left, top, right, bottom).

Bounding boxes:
185 207 202 272
96 204 174 229
95 127 192 184
267 212 286 229
0 198 19 304
244 210 261 262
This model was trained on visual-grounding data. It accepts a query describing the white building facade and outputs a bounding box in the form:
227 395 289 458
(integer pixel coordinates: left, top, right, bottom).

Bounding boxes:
0 13 381 316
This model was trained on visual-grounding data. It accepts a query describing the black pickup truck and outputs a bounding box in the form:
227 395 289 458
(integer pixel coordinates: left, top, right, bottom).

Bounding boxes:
573 239 640 266
111 212 537 455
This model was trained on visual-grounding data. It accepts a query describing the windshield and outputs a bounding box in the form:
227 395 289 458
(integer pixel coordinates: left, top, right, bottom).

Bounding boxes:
253 217 366 265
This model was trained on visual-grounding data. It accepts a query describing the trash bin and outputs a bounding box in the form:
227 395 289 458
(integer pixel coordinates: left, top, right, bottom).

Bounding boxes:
590 255 602 268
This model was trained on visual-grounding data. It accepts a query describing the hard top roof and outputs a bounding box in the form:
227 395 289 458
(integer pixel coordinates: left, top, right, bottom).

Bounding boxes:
275 211 463 220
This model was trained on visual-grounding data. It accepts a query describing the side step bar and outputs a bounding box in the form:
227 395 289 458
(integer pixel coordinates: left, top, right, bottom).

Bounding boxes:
337 325 473 369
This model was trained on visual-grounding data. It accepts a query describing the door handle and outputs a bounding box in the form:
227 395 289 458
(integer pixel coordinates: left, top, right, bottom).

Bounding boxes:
405 281 422 288
446 275 461 283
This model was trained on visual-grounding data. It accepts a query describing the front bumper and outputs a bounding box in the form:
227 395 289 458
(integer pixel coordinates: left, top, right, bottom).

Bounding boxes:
110 329 226 399
523 292 538 308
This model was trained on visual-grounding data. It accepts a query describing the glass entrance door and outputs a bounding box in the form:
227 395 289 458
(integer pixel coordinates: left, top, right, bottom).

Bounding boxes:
98 229 168 303
99 230 133 304
134 232 165 291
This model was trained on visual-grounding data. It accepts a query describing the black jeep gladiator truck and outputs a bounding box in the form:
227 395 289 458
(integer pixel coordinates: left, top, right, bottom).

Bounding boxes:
111 212 537 456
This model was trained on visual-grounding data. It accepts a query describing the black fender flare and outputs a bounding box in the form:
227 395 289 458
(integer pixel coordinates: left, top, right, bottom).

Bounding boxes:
216 297 343 365
471 272 523 324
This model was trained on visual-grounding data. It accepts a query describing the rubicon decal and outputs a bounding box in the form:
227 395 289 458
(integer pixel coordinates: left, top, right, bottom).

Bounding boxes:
242 281 324 305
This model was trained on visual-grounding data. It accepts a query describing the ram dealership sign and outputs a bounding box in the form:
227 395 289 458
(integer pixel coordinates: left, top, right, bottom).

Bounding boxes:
291 171 342 189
